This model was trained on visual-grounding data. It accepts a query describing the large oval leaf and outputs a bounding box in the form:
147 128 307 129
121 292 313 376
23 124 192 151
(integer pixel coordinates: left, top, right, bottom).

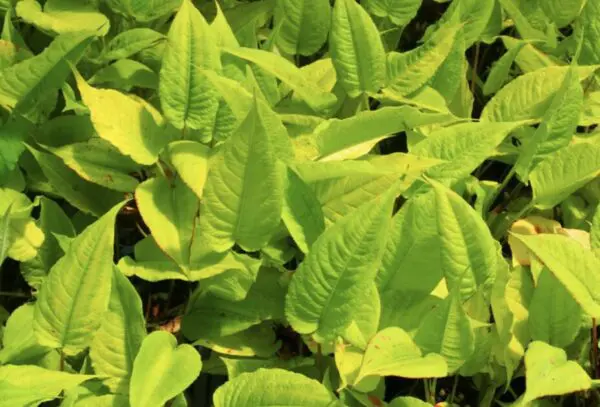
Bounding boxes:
285 188 395 341
129 331 201 407
198 98 285 252
275 0 331 56
160 0 220 133
33 202 124 355
330 0 386 97
213 368 340 407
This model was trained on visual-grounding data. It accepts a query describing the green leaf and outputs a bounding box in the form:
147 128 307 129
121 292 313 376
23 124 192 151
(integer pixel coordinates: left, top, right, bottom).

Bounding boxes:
0 188 44 262
510 234 600 318
20 197 75 290
164 140 210 200
160 0 220 133
27 146 123 216
102 28 166 62
498 0 553 45
285 188 395 341
540 0 585 28
275 0 331 56
0 115 29 180
523 341 592 403
129 331 201 407
431 0 495 47
579 0 600 65
90 268 147 393
389 397 431 407
76 72 172 165
0 303 52 365
33 202 124 355
105 0 182 22
193 322 279 358
16 0 109 37
482 42 527 96
0 203 10 266
330 0 386 97
89 59 158 91
592 205 600 251
355 327 447 383
43 138 141 192
385 24 460 96
528 268 582 348
481 66 597 123
213 368 340 407
414 287 475 373
315 105 453 160
411 122 524 184
514 67 583 182
281 167 325 254
198 97 285 252
530 143 600 209
363 0 421 26
182 267 285 340
136 175 199 266
0 32 93 118
222 46 336 112
0 365 96 407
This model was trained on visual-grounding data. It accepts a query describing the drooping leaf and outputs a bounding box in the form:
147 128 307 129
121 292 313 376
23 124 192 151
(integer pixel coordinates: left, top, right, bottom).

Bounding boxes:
213 368 340 407
512 234 600 317
20 197 75 290
164 140 210 200
43 137 141 192
160 0 221 133
76 72 172 165
89 59 158 91
16 0 109 37
363 0 422 26
514 66 583 181
104 0 182 23
414 287 475 373
329 0 386 97
102 28 166 62
136 175 199 266
385 24 461 96
222 46 336 112
27 146 123 216
281 167 325 254
198 97 285 252
411 121 524 184
285 188 395 341
129 331 201 407
0 32 94 118
0 365 96 407
528 268 582 348
274 0 331 56
481 66 597 123
194 322 279 358
355 327 447 384
523 341 592 403
483 42 527 96
530 142 600 209
33 202 124 354
315 105 453 160
182 267 285 340
90 268 147 394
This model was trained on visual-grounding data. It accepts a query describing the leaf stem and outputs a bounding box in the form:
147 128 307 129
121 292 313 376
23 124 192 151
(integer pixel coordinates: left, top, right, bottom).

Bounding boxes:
486 166 516 214
592 318 599 378
471 42 481 96
0 291 30 298
315 344 325 381
59 351 65 372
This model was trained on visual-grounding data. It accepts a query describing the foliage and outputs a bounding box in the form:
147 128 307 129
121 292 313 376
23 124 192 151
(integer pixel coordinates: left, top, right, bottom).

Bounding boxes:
2 0 600 406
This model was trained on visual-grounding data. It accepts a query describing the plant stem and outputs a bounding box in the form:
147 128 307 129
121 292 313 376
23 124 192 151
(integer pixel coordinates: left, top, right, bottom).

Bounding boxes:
430 378 437 404
0 291 29 298
59 351 65 372
471 42 481 96
424 379 431 403
449 375 460 404
485 166 516 214
593 318 599 378
315 344 325 381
